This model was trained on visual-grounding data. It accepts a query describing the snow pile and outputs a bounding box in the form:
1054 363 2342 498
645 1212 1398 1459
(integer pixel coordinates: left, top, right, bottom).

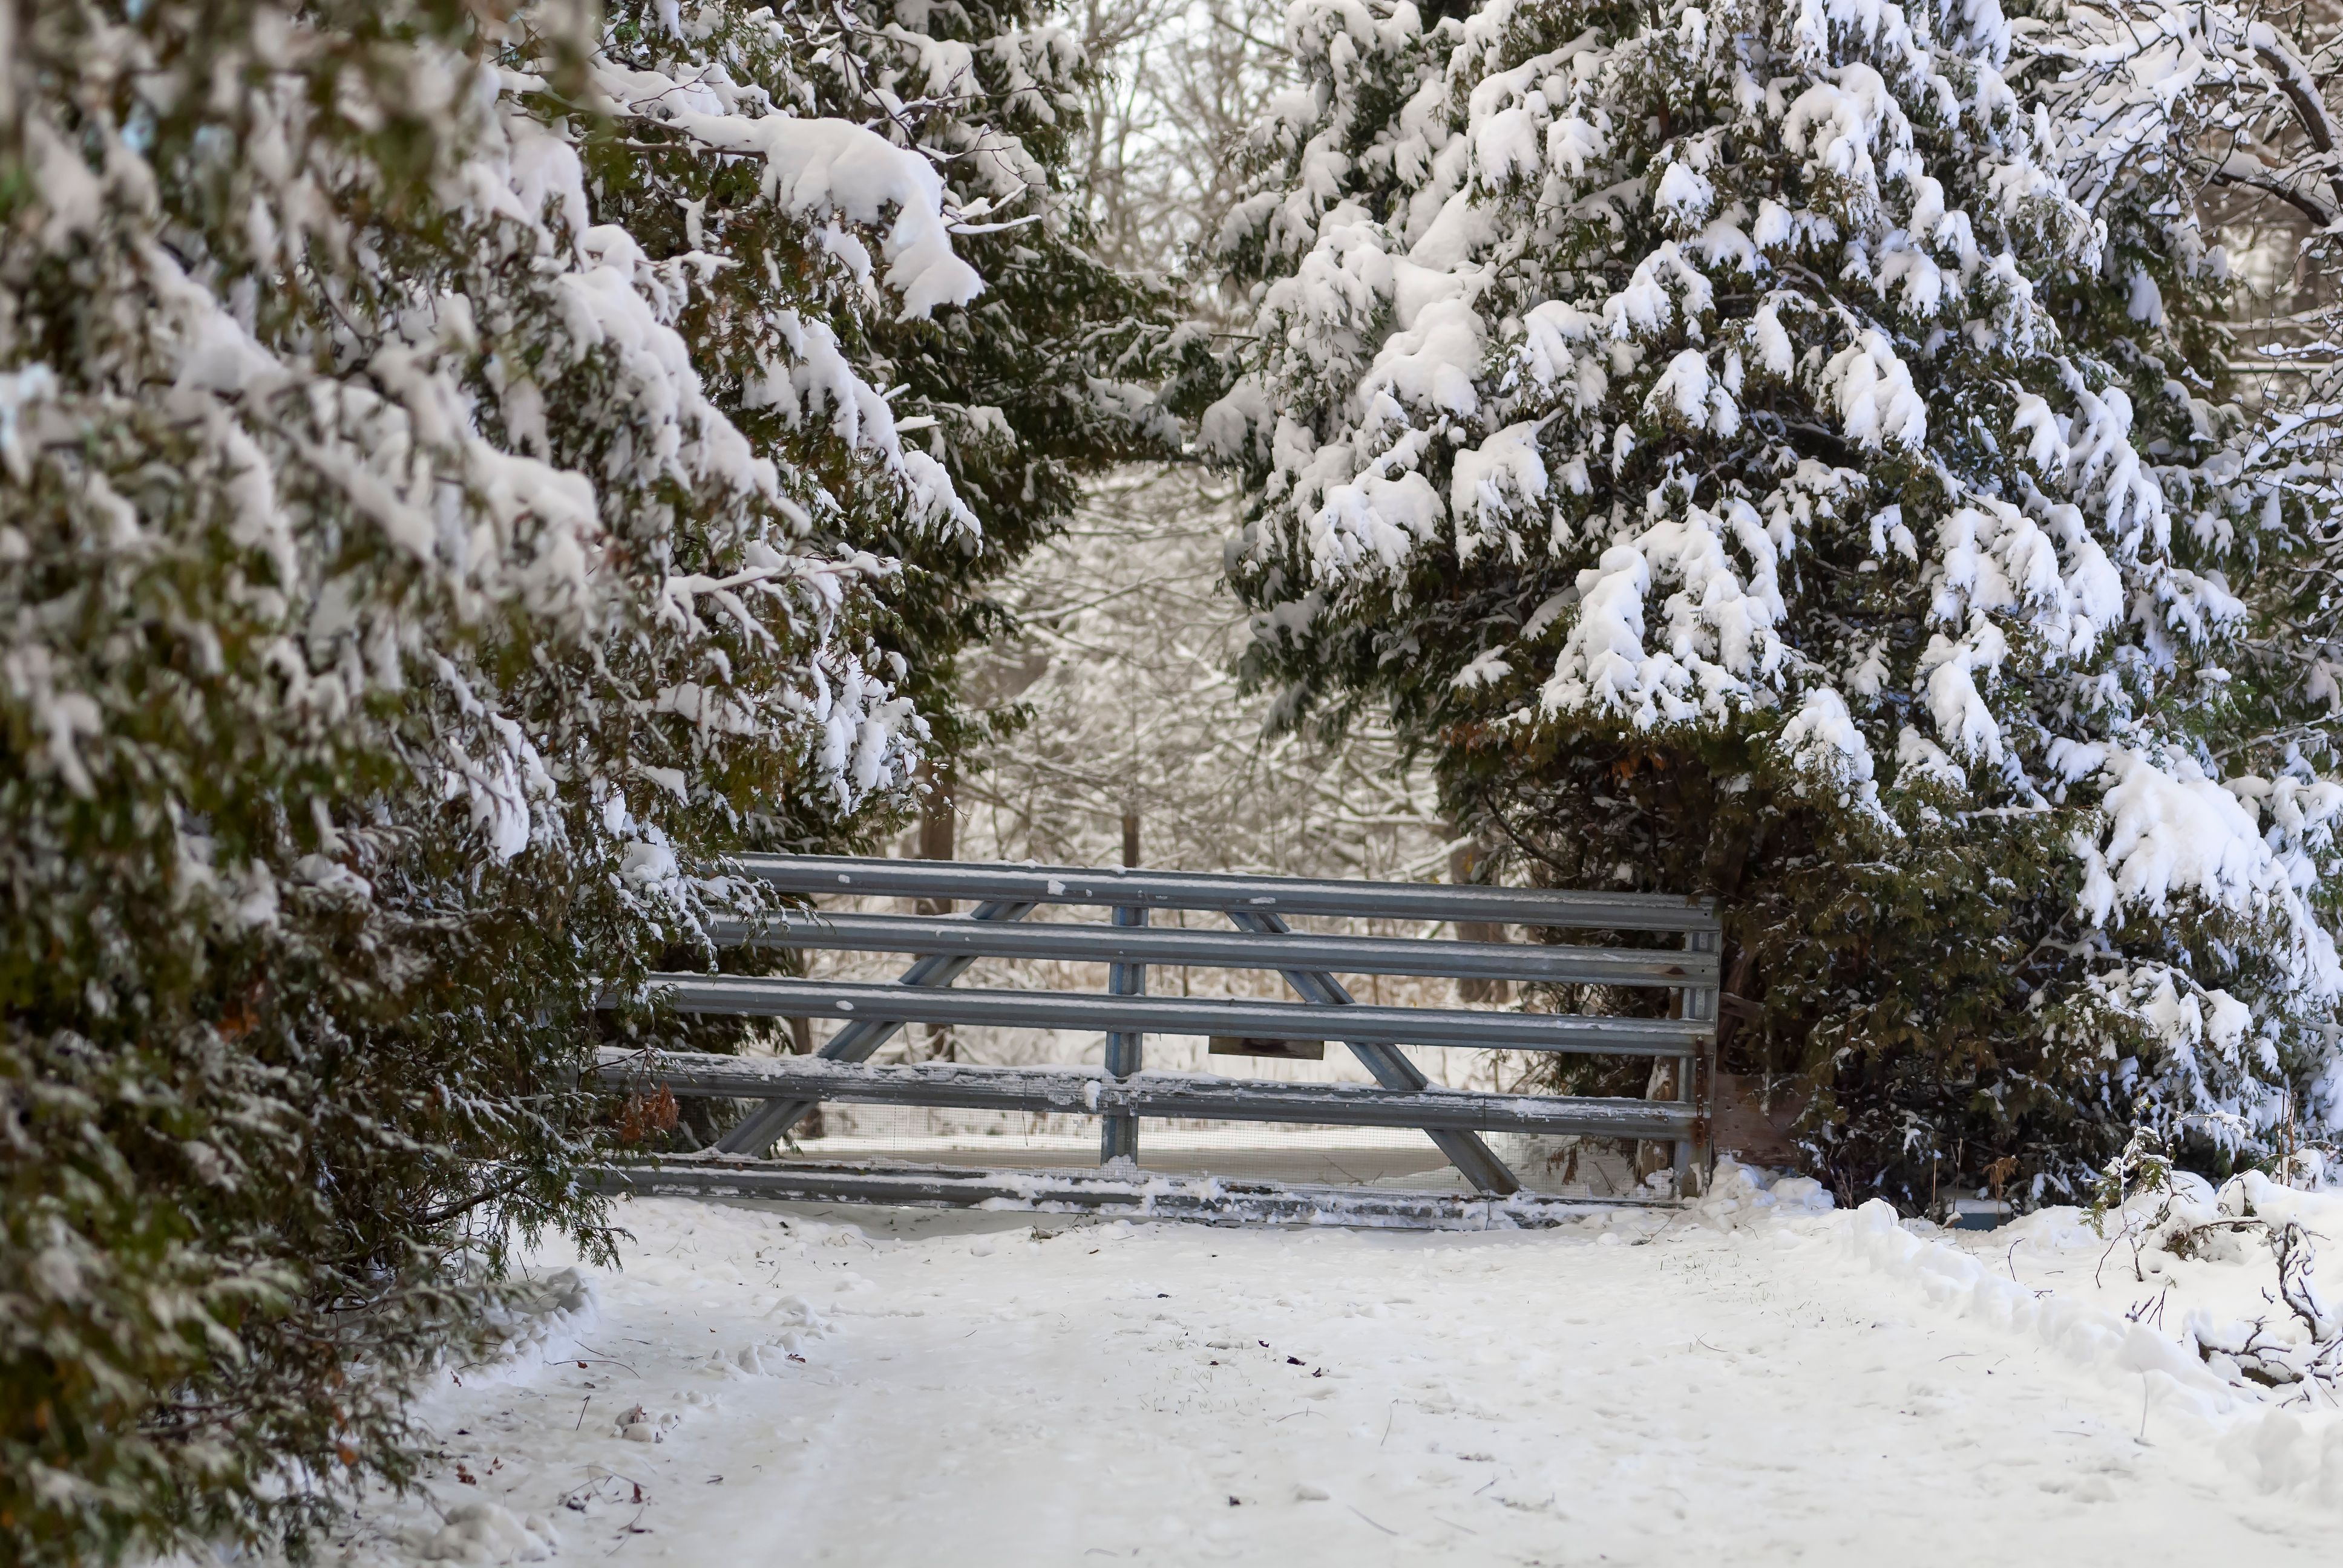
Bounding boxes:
1843 1201 2227 1394
1839 1179 2343 1506
457 1270 600 1389
404 1505 560 1566
1702 1156 2343 1503
1697 1157 1838 1221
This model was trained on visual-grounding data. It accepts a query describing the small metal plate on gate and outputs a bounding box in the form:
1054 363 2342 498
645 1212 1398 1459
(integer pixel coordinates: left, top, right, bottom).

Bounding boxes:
1209 1036 1325 1061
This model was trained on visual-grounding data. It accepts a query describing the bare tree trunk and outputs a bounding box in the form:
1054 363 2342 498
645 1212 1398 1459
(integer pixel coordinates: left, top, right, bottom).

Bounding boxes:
916 756 957 910
917 756 957 1060
1121 808 1141 869
1448 837 1510 1004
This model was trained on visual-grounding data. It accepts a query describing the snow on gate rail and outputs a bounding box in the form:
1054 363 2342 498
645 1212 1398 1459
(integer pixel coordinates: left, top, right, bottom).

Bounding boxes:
590 855 1720 1227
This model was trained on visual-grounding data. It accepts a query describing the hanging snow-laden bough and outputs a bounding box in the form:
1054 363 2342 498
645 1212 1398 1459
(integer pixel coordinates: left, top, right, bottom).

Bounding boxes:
1 0 1039 1553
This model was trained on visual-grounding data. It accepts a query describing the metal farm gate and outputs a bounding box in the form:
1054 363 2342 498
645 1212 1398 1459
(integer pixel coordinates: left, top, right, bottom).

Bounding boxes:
592 855 1720 1227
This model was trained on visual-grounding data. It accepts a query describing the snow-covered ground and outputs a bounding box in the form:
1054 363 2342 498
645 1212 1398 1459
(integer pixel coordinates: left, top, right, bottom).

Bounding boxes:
318 1166 2343 1567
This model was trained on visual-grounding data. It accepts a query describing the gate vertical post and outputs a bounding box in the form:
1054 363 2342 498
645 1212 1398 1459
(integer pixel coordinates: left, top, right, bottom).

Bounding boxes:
1102 905 1146 1164
1675 927 1719 1196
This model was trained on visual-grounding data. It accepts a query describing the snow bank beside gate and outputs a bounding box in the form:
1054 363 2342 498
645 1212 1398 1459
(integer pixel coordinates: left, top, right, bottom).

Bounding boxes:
1832 1192 2343 1505
1699 1156 2343 1506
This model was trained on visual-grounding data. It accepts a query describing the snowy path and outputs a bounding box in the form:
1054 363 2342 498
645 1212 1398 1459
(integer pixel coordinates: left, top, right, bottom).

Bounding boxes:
342 1195 2342 1568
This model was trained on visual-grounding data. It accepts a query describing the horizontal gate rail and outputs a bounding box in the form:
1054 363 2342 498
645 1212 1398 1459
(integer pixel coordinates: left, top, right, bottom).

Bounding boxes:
636 973 1707 1057
596 1048 1700 1139
735 854 1717 933
585 1157 1628 1230
598 854 1722 1217
707 912 1715 989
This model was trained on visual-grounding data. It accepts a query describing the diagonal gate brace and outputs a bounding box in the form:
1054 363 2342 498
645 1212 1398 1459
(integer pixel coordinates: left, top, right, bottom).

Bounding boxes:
1227 909 1520 1195
713 898 1038 1154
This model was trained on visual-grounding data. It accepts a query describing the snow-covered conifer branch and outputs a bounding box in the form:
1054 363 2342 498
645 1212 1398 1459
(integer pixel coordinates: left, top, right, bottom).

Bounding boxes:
1204 0 2343 1197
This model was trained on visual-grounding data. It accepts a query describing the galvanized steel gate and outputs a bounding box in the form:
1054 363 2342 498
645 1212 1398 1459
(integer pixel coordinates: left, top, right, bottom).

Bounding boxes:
592 855 1720 1226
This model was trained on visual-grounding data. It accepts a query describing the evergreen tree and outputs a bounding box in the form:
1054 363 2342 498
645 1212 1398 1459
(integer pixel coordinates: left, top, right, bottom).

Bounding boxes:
2043 0 2343 851
0 0 1009 1557
1205 0 2343 1204
565 1 1181 1137
637 0 1188 778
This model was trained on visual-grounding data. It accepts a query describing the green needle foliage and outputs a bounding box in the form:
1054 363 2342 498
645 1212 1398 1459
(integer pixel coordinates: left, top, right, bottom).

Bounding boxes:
1 0 1165 1561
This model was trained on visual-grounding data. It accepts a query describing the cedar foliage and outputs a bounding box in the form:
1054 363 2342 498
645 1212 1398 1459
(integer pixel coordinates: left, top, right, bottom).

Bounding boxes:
0 0 1163 1560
